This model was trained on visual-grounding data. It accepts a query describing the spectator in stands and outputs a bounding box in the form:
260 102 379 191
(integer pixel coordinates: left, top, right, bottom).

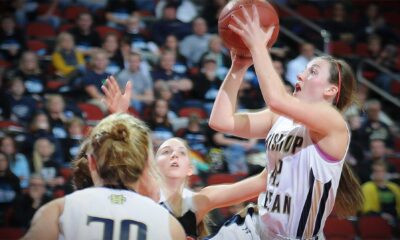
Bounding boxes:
11 174 52 228
146 98 176 150
202 0 228 33
207 126 257 175
32 137 64 190
359 99 394 151
180 114 209 158
0 151 21 226
272 59 288 83
366 34 383 59
285 42 315 86
364 36 398 93
180 17 212 67
12 0 39 26
117 51 154 114
62 117 84 164
124 15 160 65
69 12 101 57
192 56 222 116
151 3 191 45
161 34 188 74
51 32 86 87
374 44 399 94
26 112 64 164
155 0 198 23
323 2 354 43
6 77 37 126
152 51 192 111
154 80 174 106
0 15 25 63
358 139 397 184
200 35 230 77
0 135 30 188
102 32 124 75
357 3 398 43
119 36 152 78
105 0 137 30
82 49 110 113
35 0 61 29
45 94 70 141
346 114 365 168
7 51 47 97
361 161 400 226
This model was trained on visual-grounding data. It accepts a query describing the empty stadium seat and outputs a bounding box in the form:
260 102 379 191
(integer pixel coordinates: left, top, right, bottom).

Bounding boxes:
27 39 48 56
358 215 392 239
328 41 353 57
207 173 237 185
63 6 89 22
26 22 56 40
178 107 208 119
297 4 321 20
95 26 122 39
324 217 356 240
77 103 104 124
0 227 25 240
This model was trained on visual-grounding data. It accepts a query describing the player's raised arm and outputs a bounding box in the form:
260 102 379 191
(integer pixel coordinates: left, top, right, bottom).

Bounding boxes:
209 51 277 139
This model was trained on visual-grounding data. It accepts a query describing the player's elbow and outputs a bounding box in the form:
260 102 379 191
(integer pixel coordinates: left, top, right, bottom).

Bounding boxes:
209 116 234 134
209 119 227 133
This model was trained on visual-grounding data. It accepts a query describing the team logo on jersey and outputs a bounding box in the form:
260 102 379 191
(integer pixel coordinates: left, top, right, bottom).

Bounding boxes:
109 194 126 204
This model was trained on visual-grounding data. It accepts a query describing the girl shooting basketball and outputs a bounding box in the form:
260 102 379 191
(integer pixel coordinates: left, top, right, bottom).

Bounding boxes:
208 5 363 239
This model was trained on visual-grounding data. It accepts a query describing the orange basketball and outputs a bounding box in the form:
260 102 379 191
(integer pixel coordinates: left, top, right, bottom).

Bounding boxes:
218 0 280 56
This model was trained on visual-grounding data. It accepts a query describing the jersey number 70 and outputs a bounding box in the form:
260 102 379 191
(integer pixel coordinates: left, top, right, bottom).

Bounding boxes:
87 216 147 240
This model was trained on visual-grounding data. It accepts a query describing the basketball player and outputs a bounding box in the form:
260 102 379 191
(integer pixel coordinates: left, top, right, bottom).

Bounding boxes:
207 5 364 239
102 77 269 239
22 113 186 240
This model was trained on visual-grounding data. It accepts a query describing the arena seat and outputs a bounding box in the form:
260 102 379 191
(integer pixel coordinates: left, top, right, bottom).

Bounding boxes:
77 103 104 124
178 107 208 119
207 173 237 185
0 227 25 240
328 41 353 57
63 6 89 22
324 217 356 240
358 215 392 239
95 25 122 39
296 4 321 20
26 22 56 40
27 40 48 56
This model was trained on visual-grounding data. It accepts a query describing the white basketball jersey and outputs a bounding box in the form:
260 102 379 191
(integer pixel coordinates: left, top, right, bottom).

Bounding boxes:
257 116 348 239
59 187 172 240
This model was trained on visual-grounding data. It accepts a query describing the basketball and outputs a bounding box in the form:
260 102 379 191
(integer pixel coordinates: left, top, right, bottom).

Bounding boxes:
218 0 280 56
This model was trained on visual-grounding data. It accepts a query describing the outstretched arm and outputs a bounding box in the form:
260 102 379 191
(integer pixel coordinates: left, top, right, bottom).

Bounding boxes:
209 52 277 139
229 5 346 137
194 169 267 223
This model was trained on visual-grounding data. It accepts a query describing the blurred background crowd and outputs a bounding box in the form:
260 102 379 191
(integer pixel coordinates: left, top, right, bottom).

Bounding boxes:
0 0 399 238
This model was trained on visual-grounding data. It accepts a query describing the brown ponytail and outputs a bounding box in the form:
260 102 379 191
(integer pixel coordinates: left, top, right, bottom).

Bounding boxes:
72 139 93 190
315 56 364 216
334 162 364 217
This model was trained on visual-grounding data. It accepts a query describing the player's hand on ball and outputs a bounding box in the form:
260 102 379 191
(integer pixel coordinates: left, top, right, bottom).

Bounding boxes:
229 5 275 51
